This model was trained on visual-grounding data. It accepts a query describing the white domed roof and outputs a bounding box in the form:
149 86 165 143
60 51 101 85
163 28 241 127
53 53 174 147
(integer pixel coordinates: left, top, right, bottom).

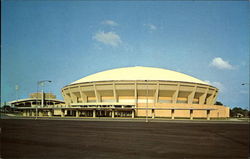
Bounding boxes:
71 66 208 85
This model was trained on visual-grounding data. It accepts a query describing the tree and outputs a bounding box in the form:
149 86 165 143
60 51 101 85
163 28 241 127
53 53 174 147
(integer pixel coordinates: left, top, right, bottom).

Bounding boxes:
215 101 223 105
230 107 249 118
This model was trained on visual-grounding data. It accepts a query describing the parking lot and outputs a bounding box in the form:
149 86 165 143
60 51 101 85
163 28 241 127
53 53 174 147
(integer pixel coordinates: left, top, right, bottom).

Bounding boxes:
1 119 249 159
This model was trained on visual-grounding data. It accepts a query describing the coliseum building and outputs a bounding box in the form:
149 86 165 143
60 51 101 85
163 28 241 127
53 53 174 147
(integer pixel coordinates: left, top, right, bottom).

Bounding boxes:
12 66 229 120
61 66 229 119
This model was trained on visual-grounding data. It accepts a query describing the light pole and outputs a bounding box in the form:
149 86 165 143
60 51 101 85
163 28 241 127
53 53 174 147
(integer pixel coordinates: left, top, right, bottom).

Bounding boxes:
15 84 19 102
36 80 52 119
146 80 149 123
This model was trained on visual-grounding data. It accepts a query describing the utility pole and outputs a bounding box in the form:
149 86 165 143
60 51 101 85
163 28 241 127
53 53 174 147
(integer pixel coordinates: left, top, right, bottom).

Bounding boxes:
36 80 52 119
15 84 19 102
146 80 149 123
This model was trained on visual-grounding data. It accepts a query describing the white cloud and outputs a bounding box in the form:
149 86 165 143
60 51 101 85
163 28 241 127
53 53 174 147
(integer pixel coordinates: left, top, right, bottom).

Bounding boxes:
204 80 225 92
102 20 118 26
93 31 122 47
144 24 157 31
210 57 234 70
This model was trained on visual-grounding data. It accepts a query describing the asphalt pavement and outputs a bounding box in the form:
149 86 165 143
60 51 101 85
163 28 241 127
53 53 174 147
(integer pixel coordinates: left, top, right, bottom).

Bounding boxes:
1 118 249 159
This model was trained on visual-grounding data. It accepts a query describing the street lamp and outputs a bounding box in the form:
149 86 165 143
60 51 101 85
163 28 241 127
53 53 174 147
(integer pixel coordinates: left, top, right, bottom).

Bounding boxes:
146 80 149 123
36 80 52 119
15 84 19 102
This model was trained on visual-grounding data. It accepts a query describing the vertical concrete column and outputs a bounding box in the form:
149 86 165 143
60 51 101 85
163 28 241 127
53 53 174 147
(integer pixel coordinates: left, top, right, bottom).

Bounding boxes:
48 110 52 117
23 110 27 116
207 110 211 120
93 109 96 118
93 84 100 103
76 110 79 118
22 111 26 116
171 109 175 120
79 86 84 103
26 110 29 116
31 111 35 116
113 83 117 102
190 110 193 120
61 109 65 117
207 90 215 105
69 88 77 103
152 109 155 119
199 88 208 105
132 110 135 118
64 92 72 106
35 109 38 117
206 94 213 105
83 93 88 103
41 92 44 108
188 86 196 104
154 82 159 104
112 110 115 118
212 91 218 105
39 111 43 117
172 83 180 104
134 82 138 104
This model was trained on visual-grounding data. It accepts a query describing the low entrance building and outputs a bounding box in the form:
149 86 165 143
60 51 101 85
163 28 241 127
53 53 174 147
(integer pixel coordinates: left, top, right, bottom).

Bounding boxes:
9 92 65 117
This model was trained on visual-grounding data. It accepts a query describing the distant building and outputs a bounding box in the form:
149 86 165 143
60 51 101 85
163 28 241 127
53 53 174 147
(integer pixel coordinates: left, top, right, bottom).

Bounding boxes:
236 113 244 118
9 92 64 108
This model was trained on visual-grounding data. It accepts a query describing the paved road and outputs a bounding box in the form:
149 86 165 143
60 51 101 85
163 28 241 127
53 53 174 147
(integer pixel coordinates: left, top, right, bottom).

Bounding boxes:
1 119 249 159
1 114 249 124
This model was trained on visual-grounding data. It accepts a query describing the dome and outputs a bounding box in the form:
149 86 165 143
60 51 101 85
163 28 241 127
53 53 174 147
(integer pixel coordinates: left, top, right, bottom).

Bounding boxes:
71 66 208 85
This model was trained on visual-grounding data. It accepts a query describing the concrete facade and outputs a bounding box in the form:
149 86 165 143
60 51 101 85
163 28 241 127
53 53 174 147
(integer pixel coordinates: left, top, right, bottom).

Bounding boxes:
60 67 229 119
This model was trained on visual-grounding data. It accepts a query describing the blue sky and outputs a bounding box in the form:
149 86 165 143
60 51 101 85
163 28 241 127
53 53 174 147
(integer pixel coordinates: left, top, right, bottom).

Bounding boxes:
2 1 249 109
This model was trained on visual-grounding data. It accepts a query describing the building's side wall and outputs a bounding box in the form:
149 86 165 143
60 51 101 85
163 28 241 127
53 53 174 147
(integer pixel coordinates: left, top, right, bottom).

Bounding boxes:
136 103 229 118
